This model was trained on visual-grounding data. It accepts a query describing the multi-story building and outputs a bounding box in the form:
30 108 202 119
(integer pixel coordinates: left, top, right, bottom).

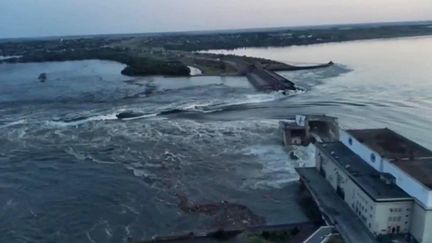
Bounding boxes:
314 128 432 242
316 142 413 236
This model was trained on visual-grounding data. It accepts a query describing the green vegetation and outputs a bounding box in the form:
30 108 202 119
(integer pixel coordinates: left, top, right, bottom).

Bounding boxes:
5 48 190 76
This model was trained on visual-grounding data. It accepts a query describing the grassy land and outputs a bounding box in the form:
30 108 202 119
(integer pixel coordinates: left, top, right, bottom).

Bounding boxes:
2 47 190 76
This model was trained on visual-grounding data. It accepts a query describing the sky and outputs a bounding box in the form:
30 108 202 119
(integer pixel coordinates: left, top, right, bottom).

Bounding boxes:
1 0 431 38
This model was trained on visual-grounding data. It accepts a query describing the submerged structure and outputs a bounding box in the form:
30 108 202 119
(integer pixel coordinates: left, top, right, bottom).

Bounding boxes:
298 126 432 243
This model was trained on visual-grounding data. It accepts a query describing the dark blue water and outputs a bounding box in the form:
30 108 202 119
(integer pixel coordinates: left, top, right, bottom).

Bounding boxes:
0 60 314 242
1 36 431 242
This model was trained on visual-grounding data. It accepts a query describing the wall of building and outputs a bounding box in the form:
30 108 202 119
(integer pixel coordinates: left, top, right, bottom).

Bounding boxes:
340 130 432 209
381 160 432 209
317 147 412 236
410 202 432 243
340 130 384 172
374 202 412 235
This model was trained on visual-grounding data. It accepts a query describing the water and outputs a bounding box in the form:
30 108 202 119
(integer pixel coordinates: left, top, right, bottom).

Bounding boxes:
1 36 431 242
187 66 203 76
205 36 432 147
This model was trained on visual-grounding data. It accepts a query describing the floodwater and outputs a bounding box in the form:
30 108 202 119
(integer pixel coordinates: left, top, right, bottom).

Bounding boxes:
0 36 431 242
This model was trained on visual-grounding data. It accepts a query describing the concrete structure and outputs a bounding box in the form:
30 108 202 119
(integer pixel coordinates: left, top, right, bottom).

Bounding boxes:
279 115 339 146
339 129 432 243
300 127 432 242
246 66 296 92
297 167 376 243
316 142 413 237
303 226 335 243
279 116 310 146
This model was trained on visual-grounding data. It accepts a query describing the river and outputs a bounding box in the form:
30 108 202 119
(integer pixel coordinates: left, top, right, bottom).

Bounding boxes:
205 36 432 147
0 36 431 242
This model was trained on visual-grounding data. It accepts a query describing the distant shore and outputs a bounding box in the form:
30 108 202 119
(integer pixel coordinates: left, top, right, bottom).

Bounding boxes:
1 21 431 77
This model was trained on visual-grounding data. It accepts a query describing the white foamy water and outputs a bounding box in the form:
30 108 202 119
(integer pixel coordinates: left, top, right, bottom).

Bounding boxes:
0 119 26 128
46 113 119 127
0 55 21 60
188 66 203 76
241 144 315 189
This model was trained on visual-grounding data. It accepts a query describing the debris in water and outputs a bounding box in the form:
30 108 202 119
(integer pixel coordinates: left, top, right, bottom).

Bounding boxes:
38 73 47 82
176 193 266 229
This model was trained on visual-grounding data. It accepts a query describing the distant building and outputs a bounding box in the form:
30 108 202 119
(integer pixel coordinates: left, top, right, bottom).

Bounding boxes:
312 128 432 242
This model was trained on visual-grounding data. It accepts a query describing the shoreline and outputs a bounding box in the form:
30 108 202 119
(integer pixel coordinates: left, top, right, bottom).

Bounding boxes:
0 49 333 79
201 33 432 53
2 22 431 78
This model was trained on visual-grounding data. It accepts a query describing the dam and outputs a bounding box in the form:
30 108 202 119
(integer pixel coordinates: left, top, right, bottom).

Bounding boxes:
245 62 333 92
246 67 296 92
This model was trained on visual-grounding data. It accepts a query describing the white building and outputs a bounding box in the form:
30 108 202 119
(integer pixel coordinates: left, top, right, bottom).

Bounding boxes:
316 142 413 237
338 129 432 243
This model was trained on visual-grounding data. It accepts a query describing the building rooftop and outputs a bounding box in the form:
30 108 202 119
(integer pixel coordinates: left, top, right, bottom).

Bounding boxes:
347 128 432 160
392 158 432 189
317 142 411 201
347 128 432 189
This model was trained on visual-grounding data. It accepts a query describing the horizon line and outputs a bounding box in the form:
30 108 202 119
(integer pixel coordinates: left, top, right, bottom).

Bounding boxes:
1 19 431 42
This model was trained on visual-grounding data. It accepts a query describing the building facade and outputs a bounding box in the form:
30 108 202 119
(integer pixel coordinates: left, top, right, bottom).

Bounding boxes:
316 142 413 237
338 129 432 243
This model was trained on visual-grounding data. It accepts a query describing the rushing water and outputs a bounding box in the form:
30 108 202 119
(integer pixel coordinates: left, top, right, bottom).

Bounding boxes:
206 36 432 147
0 36 432 242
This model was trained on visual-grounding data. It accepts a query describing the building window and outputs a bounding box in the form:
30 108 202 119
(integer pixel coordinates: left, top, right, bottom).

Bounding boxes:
371 153 376 163
348 137 353 146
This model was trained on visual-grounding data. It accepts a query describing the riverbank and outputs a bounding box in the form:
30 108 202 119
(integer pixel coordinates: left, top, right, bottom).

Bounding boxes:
111 21 432 51
0 44 331 78
1 21 429 77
